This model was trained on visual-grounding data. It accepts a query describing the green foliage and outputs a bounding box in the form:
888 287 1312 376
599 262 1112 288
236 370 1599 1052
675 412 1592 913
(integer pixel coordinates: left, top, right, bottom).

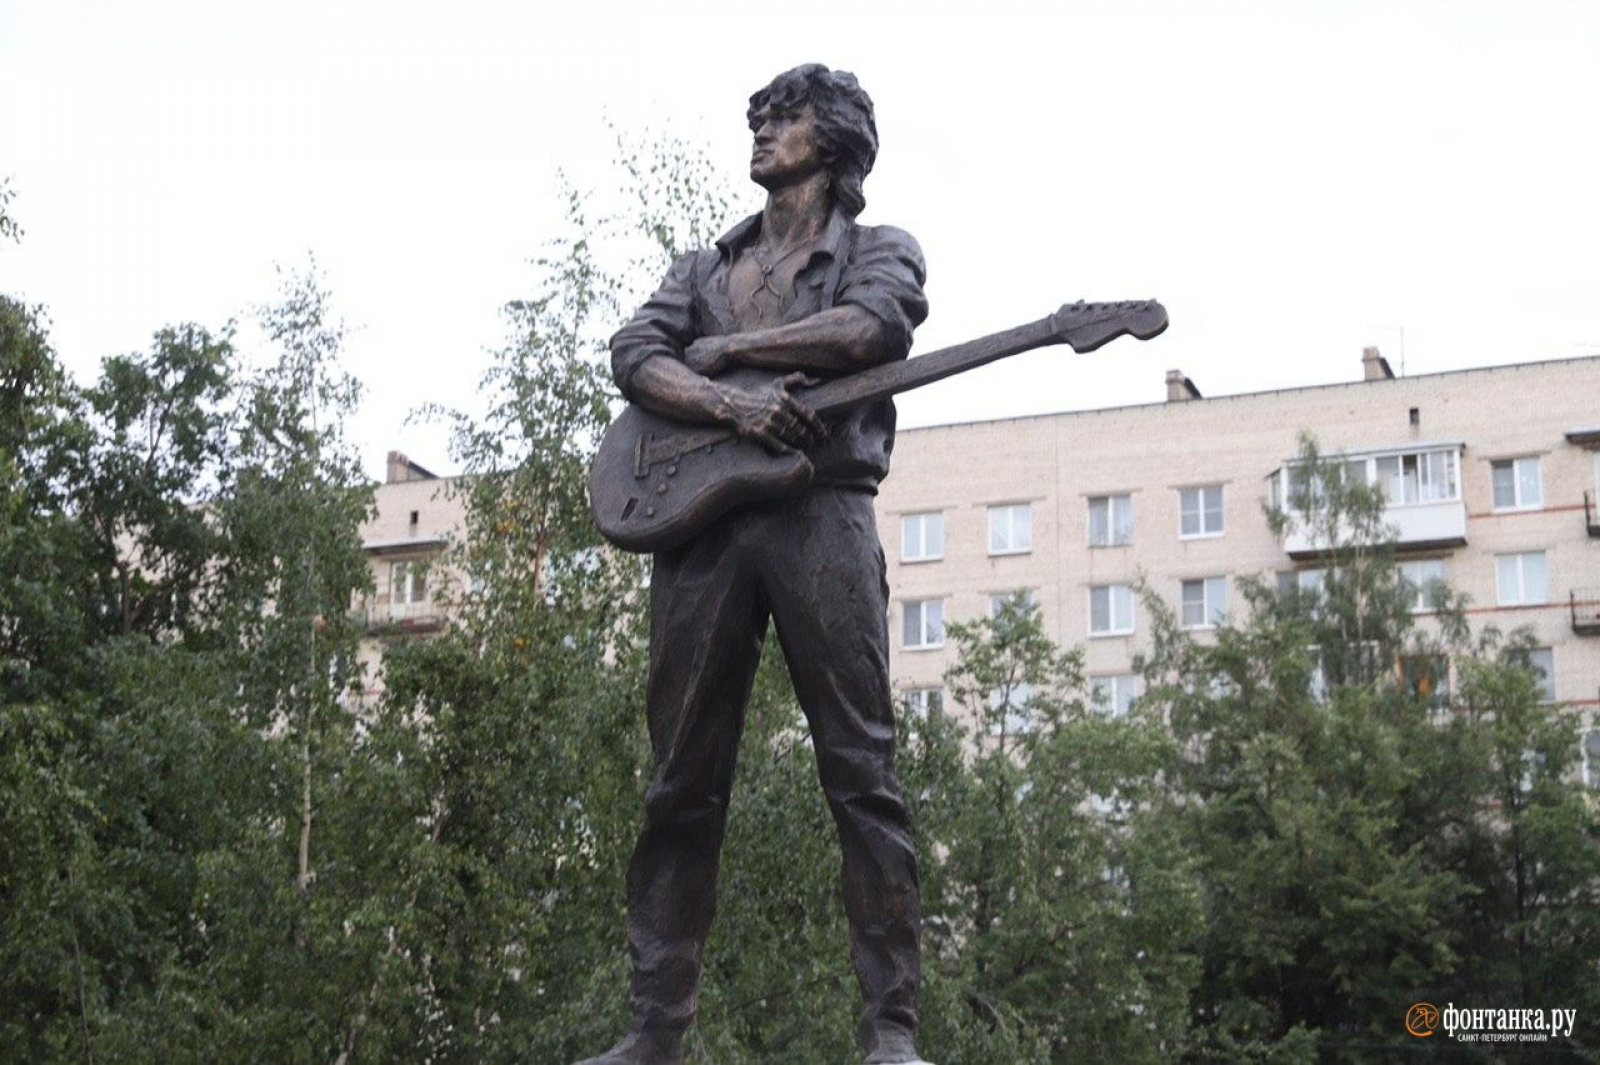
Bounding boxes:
0 256 378 1060
1142 436 1600 1060
0 175 22 244
907 599 1203 1062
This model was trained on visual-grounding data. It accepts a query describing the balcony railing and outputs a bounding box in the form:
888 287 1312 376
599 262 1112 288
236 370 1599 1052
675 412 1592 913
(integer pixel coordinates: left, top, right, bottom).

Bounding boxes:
1586 492 1599 539
361 598 444 635
1572 588 1600 636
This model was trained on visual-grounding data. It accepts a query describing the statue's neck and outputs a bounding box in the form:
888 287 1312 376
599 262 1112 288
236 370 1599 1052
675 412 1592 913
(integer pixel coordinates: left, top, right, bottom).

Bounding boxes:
760 170 832 247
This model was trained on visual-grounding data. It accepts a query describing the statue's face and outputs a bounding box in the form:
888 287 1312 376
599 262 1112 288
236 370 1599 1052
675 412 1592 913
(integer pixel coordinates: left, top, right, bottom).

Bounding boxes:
749 102 825 189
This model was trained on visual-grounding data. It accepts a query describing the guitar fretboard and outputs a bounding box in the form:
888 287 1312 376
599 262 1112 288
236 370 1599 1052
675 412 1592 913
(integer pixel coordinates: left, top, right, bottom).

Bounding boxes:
799 317 1057 416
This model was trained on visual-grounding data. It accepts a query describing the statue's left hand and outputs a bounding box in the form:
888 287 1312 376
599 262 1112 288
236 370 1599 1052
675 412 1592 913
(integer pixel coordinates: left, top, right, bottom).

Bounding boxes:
684 335 735 376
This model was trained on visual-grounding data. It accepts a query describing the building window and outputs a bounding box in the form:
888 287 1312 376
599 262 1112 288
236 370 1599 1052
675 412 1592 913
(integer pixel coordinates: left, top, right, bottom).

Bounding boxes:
1496 551 1548 606
1272 447 1462 514
1088 494 1133 547
1398 559 1447 613
1179 485 1224 538
1584 729 1600 789
1519 749 1546 794
988 503 1033 555
390 560 429 605
989 589 1035 618
989 682 1034 734
1502 646 1556 703
1277 567 1326 597
1088 584 1135 636
1491 456 1543 511
1402 654 1451 711
900 687 944 720
902 599 945 649
1180 577 1228 629
901 511 944 562
1374 449 1458 505
1308 647 1328 703
1528 647 1556 703
1090 673 1138 717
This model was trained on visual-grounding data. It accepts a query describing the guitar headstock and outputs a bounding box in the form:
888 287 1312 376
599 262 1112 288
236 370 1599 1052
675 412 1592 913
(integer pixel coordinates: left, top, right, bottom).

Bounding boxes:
1048 299 1169 353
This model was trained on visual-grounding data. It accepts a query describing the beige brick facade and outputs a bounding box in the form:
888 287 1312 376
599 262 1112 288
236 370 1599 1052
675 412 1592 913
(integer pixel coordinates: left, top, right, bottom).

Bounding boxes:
354 453 464 702
875 352 1600 726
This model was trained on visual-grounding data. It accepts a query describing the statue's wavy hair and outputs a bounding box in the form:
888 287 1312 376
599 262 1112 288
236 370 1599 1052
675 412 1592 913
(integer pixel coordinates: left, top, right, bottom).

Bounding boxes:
747 64 878 218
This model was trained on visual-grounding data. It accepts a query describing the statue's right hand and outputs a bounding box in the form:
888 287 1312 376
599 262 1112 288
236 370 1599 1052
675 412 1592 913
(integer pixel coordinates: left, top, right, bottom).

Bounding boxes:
723 372 827 453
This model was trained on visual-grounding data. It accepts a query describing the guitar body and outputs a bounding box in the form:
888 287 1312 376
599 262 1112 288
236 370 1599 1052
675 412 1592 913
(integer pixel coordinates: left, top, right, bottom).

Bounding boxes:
589 401 814 554
589 300 1169 553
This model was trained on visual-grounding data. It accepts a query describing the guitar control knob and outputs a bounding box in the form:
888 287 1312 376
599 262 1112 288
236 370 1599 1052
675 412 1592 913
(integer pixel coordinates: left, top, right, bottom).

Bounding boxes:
667 465 678 476
645 505 656 517
657 484 668 495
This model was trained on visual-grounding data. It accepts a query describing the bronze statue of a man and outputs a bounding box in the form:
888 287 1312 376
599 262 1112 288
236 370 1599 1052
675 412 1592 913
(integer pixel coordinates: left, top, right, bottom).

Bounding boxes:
580 65 929 1065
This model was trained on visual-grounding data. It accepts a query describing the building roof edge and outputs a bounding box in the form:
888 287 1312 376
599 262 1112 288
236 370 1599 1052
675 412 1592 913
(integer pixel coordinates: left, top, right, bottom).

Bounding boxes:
897 352 1600 435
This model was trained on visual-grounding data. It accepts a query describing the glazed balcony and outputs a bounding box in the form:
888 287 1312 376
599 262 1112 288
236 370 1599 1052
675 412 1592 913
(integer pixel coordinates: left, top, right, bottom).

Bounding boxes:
1269 443 1468 559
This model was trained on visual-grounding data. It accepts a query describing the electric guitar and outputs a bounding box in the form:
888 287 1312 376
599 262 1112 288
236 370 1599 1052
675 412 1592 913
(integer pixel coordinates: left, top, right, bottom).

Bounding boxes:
589 299 1169 553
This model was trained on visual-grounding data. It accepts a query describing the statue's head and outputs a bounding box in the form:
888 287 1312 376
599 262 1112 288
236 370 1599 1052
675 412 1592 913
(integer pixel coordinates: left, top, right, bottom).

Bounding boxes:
746 64 878 217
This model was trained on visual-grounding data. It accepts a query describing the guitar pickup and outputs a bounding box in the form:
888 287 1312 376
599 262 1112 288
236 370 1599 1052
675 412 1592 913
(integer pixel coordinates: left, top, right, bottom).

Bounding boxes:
634 433 649 479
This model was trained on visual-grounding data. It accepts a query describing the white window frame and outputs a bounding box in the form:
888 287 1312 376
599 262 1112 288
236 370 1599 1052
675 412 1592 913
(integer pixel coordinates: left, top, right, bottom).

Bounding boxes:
1529 647 1556 703
1491 456 1543 511
900 687 944 720
1087 493 1133 547
1090 673 1138 717
902 598 945 650
1277 567 1326 597
900 510 944 563
988 682 1034 735
1088 583 1135 637
1583 728 1600 789
1179 485 1225 539
390 559 429 605
989 589 1035 618
987 503 1033 556
1496 551 1549 606
1272 447 1462 514
1180 576 1228 629
1398 559 1447 613
1373 449 1459 506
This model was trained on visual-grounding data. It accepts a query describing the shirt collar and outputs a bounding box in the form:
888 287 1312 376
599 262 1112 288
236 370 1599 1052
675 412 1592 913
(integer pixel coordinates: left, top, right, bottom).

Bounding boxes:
714 204 854 264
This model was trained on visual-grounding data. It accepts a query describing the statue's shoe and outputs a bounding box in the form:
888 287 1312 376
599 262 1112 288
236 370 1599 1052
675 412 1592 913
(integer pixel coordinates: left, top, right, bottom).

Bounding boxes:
572 1025 684 1065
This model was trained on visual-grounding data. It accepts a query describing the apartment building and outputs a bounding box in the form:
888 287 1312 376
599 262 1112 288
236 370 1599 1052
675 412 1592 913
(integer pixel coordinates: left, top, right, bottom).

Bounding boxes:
353 451 463 702
876 350 1600 760
361 350 1600 769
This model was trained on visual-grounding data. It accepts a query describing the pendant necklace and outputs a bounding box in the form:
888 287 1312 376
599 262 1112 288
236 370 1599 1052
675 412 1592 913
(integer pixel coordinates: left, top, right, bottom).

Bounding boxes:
747 234 814 310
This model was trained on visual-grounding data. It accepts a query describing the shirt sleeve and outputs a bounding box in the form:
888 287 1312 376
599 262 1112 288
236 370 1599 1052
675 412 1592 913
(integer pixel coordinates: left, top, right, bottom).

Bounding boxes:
609 251 700 401
834 224 929 363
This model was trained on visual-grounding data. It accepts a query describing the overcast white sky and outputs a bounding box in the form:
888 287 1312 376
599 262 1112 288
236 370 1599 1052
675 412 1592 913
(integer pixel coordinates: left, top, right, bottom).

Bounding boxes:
3 1 1598 479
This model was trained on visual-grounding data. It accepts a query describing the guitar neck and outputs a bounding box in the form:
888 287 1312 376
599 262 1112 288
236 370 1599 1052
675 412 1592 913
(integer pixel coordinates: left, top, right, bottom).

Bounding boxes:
799 317 1059 417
